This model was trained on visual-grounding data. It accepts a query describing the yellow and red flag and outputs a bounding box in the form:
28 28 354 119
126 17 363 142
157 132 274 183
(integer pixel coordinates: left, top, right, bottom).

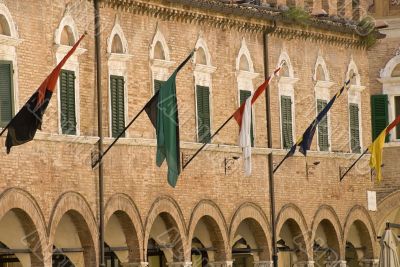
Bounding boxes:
369 115 400 182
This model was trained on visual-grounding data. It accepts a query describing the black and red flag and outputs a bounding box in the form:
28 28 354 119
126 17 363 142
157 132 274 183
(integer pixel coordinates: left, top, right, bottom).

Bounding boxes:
5 34 85 153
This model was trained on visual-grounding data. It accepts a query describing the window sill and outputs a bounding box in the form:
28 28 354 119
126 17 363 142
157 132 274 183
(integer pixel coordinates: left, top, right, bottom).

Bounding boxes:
385 141 400 147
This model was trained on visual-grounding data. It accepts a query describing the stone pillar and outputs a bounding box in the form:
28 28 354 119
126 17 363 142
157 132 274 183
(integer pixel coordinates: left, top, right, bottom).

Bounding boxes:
361 259 379 267
324 260 347 267
208 261 233 267
122 262 149 267
167 262 192 267
253 261 273 267
293 261 315 267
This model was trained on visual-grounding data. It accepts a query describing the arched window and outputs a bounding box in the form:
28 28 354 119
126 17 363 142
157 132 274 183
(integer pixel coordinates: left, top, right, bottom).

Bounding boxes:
376 53 400 142
107 17 131 138
194 37 216 143
55 14 85 136
150 28 174 94
0 3 20 129
236 39 258 147
313 56 334 152
346 59 364 153
277 51 298 149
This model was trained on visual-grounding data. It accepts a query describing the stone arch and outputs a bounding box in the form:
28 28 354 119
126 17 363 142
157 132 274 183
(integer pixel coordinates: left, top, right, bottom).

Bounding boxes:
144 196 188 262
187 200 230 261
195 37 212 66
276 204 311 261
150 27 170 61
107 16 128 54
104 194 144 263
380 54 400 78
0 2 18 38
343 205 376 260
376 190 400 233
313 55 330 82
48 191 98 266
229 202 272 261
54 14 78 45
236 38 254 73
310 205 344 260
0 188 47 266
277 51 294 78
346 58 361 86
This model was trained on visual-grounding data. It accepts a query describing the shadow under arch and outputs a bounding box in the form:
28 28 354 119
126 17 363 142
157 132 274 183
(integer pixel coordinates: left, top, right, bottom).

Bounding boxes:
48 191 98 266
104 193 145 263
187 199 230 261
0 188 47 266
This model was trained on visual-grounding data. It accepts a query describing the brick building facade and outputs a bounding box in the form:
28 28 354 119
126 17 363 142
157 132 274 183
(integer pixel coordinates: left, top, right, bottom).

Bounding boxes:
0 0 383 267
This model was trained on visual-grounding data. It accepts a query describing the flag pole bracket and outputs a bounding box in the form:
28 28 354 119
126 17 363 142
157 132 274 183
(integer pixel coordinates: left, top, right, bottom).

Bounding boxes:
339 166 349 180
91 148 100 170
181 152 193 169
224 156 240 175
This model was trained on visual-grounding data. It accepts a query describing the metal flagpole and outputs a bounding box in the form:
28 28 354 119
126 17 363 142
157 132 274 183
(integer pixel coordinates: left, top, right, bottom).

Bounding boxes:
263 23 278 267
93 1 105 266
340 148 369 181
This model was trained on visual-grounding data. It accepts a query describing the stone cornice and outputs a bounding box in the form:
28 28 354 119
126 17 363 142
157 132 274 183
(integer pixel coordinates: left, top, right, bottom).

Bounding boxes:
99 0 368 48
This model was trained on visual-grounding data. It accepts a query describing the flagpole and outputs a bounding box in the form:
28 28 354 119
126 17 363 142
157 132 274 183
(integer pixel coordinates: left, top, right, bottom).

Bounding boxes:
94 1 105 266
273 152 290 173
340 148 369 181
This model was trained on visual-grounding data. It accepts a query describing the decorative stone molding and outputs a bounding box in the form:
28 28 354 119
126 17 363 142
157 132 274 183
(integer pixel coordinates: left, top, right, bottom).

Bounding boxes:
253 261 273 267
167 262 192 267
293 261 315 267
360 259 379 267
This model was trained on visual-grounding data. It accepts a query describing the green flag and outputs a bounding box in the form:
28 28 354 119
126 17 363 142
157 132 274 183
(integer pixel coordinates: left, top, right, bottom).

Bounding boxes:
145 51 193 187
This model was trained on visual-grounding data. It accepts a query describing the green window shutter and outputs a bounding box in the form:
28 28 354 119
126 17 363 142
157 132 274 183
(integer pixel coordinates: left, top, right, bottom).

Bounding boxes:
110 75 125 138
0 61 13 128
395 96 400 140
196 85 211 143
239 90 254 147
59 70 76 135
349 103 361 153
371 94 388 141
281 95 293 149
317 99 329 151
154 79 164 93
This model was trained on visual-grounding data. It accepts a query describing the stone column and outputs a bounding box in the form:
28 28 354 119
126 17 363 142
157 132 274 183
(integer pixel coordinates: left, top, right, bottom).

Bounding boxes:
122 262 149 267
253 261 273 267
293 261 315 267
167 262 192 267
361 259 379 267
208 261 233 267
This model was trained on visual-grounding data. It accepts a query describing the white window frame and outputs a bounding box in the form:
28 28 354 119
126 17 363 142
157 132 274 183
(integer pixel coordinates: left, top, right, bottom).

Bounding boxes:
277 51 298 149
54 14 86 136
346 58 365 153
0 3 21 120
150 27 175 93
106 16 132 138
378 52 400 142
313 56 335 152
194 37 216 143
236 38 259 145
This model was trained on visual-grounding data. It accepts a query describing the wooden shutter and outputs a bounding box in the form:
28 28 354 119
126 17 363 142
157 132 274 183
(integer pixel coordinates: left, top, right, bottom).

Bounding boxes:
0 61 13 128
371 94 388 141
196 85 211 143
317 99 329 151
59 70 76 135
239 90 254 147
154 79 164 93
349 103 361 153
281 95 293 149
110 75 125 138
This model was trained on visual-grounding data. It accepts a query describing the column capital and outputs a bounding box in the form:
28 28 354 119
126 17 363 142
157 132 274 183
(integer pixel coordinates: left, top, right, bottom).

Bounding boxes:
253 261 273 267
167 262 192 267
208 261 233 267
361 259 379 267
122 262 149 267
